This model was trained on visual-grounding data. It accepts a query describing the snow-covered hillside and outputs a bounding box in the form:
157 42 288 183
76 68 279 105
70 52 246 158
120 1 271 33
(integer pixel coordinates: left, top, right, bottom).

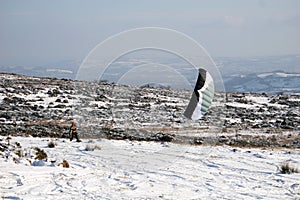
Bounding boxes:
0 72 299 199
1 136 299 199
224 71 300 94
0 72 299 148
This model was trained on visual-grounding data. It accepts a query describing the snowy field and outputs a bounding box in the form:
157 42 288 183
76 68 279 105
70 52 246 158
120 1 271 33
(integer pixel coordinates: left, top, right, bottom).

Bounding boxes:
1 136 300 200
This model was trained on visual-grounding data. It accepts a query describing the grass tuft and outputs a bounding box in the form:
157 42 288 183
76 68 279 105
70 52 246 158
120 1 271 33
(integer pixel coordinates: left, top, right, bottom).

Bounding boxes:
34 147 48 160
279 163 299 174
15 149 23 158
62 159 69 168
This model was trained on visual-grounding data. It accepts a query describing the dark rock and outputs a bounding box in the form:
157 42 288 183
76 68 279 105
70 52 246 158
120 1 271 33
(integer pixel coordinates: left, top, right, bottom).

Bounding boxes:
194 138 203 145
53 104 66 109
154 133 174 142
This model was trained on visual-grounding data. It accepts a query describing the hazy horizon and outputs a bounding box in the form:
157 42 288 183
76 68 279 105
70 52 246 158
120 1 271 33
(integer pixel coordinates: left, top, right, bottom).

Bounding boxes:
0 0 299 67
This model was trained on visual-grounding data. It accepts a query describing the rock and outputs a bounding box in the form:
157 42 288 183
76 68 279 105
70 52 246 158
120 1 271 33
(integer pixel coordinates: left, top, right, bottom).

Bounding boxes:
154 133 174 142
53 104 66 109
32 160 46 166
218 135 228 143
194 138 203 145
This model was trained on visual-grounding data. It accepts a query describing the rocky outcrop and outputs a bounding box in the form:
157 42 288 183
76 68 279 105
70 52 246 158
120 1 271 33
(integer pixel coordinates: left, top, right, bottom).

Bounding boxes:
0 73 299 148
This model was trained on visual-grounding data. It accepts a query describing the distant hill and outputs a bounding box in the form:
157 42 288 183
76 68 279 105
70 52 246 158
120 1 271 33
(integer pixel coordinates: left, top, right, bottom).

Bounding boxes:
1 54 299 94
223 71 300 94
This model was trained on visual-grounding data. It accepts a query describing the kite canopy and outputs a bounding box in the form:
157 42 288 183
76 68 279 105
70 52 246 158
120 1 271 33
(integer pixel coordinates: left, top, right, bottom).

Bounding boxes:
184 68 215 120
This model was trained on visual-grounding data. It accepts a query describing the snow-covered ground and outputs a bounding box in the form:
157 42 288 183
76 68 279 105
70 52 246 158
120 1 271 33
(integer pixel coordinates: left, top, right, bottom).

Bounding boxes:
1 136 299 199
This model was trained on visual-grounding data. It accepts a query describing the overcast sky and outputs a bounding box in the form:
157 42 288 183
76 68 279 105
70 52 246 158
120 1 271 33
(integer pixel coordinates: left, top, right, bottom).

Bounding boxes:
0 0 299 66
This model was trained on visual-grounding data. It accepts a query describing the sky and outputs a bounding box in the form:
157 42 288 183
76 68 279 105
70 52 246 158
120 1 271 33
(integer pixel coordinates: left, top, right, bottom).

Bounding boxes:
0 0 299 67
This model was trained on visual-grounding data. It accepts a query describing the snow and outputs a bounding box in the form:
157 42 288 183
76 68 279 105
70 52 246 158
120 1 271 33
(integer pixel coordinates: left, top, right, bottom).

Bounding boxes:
1 136 299 199
0 74 22 80
89 101 108 108
276 72 300 77
226 102 260 109
226 96 289 110
257 73 274 78
46 69 73 74
257 72 300 78
246 96 269 104
289 98 300 102
225 117 241 124
0 93 5 104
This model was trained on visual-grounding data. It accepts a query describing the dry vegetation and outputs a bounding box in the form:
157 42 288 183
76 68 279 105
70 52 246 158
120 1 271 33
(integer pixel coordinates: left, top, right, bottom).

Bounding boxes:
279 163 299 174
